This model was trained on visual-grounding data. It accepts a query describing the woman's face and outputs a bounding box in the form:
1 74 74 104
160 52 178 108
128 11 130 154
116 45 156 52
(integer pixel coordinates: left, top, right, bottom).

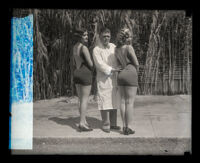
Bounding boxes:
81 31 88 44
125 35 132 45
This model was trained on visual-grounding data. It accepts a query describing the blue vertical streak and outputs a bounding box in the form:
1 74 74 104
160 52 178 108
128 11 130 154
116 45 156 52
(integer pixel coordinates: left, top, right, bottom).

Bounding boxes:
9 15 33 149
9 17 14 149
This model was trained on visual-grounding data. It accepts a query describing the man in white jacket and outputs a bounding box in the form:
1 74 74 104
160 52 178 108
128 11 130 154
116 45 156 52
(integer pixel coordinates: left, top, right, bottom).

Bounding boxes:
93 27 121 133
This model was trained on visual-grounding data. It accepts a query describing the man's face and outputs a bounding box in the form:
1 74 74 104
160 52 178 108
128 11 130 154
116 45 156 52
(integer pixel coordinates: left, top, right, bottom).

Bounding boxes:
100 32 111 46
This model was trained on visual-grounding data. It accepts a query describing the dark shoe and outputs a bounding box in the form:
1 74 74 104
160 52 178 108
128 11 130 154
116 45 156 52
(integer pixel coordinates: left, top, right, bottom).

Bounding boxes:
123 127 135 135
78 124 93 132
102 128 110 133
126 127 135 135
123 127 128 135
110 126 121 130
123 127 126 133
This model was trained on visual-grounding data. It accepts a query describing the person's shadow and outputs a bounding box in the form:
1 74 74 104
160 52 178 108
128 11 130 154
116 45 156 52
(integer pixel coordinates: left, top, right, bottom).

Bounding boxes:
48 116 102 131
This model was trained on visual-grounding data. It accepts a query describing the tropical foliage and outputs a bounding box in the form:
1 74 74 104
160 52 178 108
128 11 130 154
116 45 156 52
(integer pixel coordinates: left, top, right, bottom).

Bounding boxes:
11 9 192 100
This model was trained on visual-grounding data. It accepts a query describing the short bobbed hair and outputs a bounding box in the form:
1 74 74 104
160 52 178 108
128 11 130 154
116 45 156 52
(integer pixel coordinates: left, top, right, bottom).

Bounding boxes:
73 27 87 42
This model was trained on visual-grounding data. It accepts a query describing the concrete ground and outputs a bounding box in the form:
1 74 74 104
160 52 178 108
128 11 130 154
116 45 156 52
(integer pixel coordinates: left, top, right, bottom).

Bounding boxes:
12 95 191 155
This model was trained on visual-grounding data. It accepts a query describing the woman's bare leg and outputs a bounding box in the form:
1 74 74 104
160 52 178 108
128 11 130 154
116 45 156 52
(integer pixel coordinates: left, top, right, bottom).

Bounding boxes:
79 85 91 126
119 86 126 128
75 84 81 114
124 86 137 129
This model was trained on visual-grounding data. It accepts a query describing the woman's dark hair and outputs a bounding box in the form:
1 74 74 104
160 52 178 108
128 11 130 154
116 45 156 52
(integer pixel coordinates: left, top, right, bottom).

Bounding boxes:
73 27 87 42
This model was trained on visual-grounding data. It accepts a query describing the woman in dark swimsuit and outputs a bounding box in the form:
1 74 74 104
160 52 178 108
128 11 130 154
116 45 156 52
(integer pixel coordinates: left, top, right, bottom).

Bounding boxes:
73 28 93 132
115 28 139 135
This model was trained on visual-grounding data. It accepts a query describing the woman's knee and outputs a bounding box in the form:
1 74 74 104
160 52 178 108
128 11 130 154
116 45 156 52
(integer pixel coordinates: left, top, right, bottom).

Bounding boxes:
125 98 134 105
121 97 125 105
80 85 90 97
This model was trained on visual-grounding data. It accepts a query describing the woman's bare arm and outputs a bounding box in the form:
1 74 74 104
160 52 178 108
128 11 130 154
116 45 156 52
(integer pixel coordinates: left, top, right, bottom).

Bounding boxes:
81 45 93 68
127 45 139 70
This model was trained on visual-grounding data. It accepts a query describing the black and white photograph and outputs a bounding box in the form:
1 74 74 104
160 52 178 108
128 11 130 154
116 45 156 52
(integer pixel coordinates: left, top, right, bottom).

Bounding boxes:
9 8 192 155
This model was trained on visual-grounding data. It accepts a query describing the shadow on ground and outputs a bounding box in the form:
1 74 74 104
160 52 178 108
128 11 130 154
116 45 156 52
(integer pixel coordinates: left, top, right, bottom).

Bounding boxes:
48 116 102 131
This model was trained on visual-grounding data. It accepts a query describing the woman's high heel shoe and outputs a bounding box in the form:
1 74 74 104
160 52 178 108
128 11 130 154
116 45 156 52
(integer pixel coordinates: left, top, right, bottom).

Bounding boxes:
78 124 93 132
126 127 135 135
123 127 126 132
123 127 128 135
123 127 135 135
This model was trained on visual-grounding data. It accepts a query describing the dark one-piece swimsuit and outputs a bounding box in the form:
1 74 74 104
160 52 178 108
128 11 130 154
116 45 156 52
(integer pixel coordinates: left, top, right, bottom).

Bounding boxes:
73 46 92 86
116 46 138 87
